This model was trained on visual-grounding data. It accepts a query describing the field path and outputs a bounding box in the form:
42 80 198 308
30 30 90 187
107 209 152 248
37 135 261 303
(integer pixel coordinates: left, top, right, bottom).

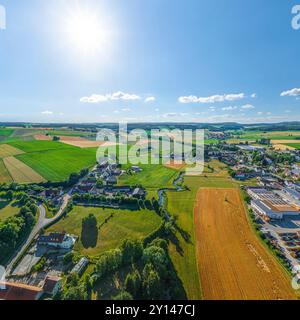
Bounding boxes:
194 188 297 300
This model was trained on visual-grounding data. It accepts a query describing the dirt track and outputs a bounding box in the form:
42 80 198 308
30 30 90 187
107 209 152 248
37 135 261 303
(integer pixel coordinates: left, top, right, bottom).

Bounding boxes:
194 188 297 300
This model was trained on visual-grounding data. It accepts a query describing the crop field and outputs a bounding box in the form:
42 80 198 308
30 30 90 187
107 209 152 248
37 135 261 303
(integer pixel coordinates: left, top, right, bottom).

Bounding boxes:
194 188 296 300
0 201 20 222
0 144 24 158
16 147 97 181
0 128 14 137
8 140 70 153
3 156 46 183
0 160 12 182
119 164 179 189
279 143 300 150
48 206 162 257
232 131 300 141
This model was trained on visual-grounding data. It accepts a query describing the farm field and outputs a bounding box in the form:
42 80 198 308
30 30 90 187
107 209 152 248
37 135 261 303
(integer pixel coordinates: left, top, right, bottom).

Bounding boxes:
280 143 300 150
0 144 24 158
0 160 12 182
3 156 46 184
16 147 97 181
232 131 300 140
0 128 14 137
48 206 162 257
0 201 20 222
194 188 296 300
165 160 257 300
119 164 179 189
8 140 70 153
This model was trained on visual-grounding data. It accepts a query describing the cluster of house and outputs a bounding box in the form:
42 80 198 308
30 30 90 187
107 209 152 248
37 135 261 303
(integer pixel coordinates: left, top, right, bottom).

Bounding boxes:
247 187 300 220
37 232 77 250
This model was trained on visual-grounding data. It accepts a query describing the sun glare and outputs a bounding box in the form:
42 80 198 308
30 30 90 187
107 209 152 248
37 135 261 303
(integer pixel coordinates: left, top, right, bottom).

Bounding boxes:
64 10 110 56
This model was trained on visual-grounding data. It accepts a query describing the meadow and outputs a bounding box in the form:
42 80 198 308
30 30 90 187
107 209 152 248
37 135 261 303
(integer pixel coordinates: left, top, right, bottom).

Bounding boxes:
8 140 71 153
283 143 300 150
48 206 162 257
0 201 20 222
119 164 179 189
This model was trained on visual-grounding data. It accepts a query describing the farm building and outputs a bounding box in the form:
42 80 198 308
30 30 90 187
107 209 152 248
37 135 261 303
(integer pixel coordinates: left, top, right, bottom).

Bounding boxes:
71 257 89 275
37 233 76 249
0 282 43 300
43 275 62 296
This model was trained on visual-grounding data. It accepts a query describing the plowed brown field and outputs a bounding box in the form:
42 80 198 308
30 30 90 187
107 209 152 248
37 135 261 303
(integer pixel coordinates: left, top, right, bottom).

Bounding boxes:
194 188 297 300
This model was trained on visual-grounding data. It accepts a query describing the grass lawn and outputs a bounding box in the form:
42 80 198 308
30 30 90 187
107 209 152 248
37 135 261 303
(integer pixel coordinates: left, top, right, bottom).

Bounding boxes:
0 201 20 222
119 164 179 189
48 206 162 257
16 147 97 181
0 159 12 183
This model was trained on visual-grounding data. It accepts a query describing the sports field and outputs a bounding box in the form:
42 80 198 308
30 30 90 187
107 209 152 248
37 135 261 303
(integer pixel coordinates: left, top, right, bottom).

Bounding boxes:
48 206 162 257
194 188 297 300
3 156 46 183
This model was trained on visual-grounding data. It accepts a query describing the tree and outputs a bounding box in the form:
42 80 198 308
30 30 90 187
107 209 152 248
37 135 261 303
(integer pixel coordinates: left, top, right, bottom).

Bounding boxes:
121 239 143 265
125 269 142 298
52 136 60 141
113 291 133 300
142 264 161 300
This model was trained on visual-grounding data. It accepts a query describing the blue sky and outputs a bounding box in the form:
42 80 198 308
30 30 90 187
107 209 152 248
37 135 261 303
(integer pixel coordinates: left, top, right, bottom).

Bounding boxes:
0 0 300 123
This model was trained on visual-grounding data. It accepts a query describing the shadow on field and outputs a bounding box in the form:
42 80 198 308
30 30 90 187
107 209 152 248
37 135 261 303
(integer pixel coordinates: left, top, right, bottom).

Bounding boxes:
81 218 98 249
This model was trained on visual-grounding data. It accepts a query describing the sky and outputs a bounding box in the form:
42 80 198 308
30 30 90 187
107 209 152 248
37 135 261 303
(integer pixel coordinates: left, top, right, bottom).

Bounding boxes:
0 0 300 123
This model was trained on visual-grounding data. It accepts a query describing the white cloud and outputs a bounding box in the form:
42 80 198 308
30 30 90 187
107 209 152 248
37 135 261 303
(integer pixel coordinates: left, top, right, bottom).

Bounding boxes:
41 110 53 115
240 104 255 110
280 88 300 97
80 91 141 103
251 93 257 98
121 108 131 112
257 111 263 115
155 108 160 112
178 93 245 104
222 106 238 111
145 96 156 103
163 112 189 118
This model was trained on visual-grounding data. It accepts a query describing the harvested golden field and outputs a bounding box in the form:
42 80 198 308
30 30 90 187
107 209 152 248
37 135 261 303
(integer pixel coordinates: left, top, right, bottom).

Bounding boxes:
164 160 186 170
272 140 300 144
34 134 52 141
3 156 46 183
273 144 295 151
0 144 24 158
61 140 105 148
194 188 297 300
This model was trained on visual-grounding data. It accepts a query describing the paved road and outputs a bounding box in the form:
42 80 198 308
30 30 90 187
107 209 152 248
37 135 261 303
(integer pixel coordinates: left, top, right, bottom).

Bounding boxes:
5 193 71 275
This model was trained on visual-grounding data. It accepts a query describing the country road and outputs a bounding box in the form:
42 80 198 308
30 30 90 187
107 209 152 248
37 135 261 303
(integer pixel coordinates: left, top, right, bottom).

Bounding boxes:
5 193 71 275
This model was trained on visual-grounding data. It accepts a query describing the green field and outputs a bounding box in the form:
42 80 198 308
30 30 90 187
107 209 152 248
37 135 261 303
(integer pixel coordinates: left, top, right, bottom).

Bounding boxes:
8 140 70 153
284 143 300 150
43 129 95 138
119 164 179 189
0 201 20 222
0 159 12 182
48 206 162 257
16 147 97 181
0 128 14 137
231 131 300 141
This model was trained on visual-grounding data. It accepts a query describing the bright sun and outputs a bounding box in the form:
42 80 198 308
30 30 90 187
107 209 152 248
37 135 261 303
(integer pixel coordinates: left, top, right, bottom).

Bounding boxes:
64 10 110 56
